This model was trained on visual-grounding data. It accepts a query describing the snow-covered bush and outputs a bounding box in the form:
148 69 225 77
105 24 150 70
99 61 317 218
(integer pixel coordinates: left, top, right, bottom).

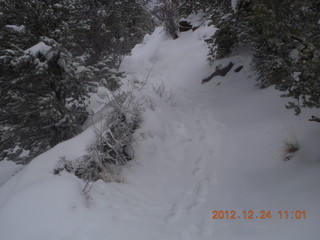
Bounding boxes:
152 82 175 103
0 40 88 164
54 93 143 183
152 0 179 39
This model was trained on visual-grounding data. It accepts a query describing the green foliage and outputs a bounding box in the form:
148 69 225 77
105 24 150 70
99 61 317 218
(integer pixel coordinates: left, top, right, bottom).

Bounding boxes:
68 0 154 66
178 0 213 17
179 0 231 21
207 0 320 114
0 41 88 162
208 19 237 60
151 0 231 39
0 0 154 163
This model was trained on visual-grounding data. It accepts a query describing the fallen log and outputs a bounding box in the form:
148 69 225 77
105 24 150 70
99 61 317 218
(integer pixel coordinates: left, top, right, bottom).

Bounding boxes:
202 62 234 84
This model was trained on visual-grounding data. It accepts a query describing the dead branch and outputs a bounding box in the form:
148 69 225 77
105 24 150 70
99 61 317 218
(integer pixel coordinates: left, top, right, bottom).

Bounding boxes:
234 65 243 72
291 35 304 43
309 115 320 123
202 62 234 84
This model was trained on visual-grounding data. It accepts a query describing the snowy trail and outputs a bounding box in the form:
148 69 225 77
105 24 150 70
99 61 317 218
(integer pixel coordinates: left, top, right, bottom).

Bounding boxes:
117 26 320 239
75 27 229 239
87 99 225 239
0 26 320 240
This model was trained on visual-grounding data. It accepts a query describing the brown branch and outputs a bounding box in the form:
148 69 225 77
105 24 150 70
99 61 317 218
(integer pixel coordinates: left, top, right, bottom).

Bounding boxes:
309 115 320 123
291 35 304 44
202 62 234 84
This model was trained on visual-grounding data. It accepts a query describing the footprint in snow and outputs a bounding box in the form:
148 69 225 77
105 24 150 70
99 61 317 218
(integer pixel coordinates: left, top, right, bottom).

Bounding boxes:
165 202 185 224
192 156 205 176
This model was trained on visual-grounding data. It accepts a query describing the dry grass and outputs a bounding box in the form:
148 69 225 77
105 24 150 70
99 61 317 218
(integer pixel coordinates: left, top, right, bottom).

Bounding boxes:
283 132 299 161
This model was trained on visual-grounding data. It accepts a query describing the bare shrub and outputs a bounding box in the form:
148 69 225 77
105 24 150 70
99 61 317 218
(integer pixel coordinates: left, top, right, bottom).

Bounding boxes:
152 81 175 103
283 131 299 161
152 0 179 39
53 77 175 186
131 65 154 91
54 92 144 184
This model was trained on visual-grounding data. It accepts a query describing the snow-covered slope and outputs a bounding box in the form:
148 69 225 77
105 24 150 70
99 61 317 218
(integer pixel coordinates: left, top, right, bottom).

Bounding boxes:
0 161 24 187
0 24 320 240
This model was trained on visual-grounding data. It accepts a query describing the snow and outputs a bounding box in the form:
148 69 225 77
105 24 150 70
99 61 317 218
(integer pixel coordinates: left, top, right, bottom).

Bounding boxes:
180 12 207 27
130 27 167 63
1 23 320 240
0 161 24 187
53 3 63 8
24 42 52 57
5 25 25 32
85 86 111 115
289 48 300 62
57 58 67 71
82 91 125 131
231 0 240 11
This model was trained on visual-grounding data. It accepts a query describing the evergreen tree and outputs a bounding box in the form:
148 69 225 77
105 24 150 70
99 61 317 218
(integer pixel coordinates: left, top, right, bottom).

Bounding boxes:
179 0 231 22
0 0 154 162
0 39 88 162
207 0 320 114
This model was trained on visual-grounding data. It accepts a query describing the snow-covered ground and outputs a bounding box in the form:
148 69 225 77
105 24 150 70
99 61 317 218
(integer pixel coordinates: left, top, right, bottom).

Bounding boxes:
0 161 24 187
1 23 320 240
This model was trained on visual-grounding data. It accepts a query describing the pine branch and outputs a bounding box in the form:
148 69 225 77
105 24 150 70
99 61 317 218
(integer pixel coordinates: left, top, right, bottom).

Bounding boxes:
290 35 304 44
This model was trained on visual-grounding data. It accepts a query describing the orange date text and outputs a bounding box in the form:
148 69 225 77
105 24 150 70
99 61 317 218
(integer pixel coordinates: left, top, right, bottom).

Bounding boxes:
211 210 307 220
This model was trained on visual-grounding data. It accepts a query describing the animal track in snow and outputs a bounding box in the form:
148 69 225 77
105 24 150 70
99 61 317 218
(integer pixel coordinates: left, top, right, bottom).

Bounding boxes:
192 156 205 176
195 177 209 199
165 202 185 224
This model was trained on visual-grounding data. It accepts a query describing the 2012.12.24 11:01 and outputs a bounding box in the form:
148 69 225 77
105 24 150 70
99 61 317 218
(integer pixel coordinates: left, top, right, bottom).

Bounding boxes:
211 210 307 220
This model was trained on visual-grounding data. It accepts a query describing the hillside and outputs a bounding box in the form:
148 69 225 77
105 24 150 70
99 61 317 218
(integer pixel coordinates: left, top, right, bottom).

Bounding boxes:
0 20 320 240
